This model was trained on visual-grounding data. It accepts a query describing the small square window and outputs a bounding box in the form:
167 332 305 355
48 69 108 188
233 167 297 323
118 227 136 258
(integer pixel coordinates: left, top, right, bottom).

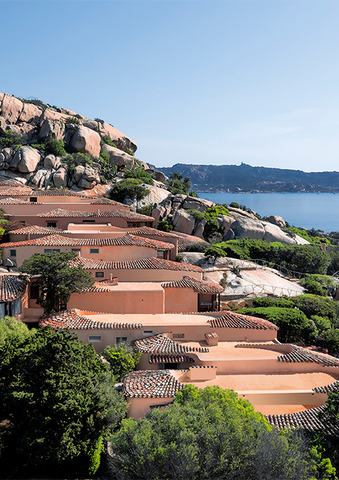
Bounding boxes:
116 337 127 345
173 333 185 339
44 248 60 254
143 330 153 337
90 248 100 254
10 250 16 257
83 219 95 223
71 248 81 254
157 250 165 259
30 197 37 203
89 336 101 343
95 272 104 278
47 222 57 228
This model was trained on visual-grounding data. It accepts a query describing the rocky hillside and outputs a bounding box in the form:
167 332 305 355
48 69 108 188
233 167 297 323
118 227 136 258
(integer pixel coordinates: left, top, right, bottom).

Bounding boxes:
160 163 339 193
0 93 137 190
151 194 308 245
0 92 309 245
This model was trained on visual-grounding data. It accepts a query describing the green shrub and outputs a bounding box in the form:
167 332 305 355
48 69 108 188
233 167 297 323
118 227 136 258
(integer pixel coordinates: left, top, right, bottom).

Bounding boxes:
311 315 332 332
322 329 339 354
102 135 117 148
292 294 339 325
166 172 191 195
184 242 210 253
0 130 22 149
87 435 103 475
64 116 81 125
205 246 227 261
124 166 154 185
110 178 150 203
301 275 336 296
156 219 173 232
103 343 142 381
238 306 315 343
44 136 66 156
136 205 152 216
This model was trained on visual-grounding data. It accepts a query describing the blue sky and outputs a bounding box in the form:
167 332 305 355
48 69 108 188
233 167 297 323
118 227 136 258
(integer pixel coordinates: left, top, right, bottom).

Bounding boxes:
1 1 339 172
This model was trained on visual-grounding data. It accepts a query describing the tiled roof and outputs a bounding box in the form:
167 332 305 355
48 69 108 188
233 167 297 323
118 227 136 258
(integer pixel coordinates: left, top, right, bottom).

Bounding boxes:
265 405 339 435
0 187 33 196
134 332 209 354
39 308 143 330
1 233 174 250
0 197 37 205
0 274 27 302
277 346 339 367
32 189 92 197
149 354 195 364
0 180 26 187
123 369 185 398
208 311 278 330
161 276 224 294
313 381 339 394
177 236 207 252
9 225 69 235
69 256 202 272
90 198 129 207
37 208 154 221
124 226 179 239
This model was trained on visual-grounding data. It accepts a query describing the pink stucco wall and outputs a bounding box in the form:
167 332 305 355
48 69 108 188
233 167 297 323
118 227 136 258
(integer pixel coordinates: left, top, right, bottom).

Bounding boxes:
164 287 198 313
3 244 159 267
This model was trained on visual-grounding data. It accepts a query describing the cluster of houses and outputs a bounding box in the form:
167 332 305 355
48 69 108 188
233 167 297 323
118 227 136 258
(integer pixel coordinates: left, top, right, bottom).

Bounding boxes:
2 183 339 432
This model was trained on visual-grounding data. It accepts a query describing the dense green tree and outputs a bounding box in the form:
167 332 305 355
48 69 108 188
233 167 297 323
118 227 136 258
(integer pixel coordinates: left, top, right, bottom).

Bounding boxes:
110 178 150 203
109 385 314 479
103 342 142 381
322 329 339 355
19 251 94 313
0 316 31 346
156 219 174 232
293 295 339 326
124 166 154 185
166 172 192 195
0 327 126 473
300 274 337 296
204 245 227 262
238 306 315 343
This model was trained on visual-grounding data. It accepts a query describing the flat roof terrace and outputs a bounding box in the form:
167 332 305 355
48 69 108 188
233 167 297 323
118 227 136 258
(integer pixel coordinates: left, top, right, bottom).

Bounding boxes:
175 341 283 360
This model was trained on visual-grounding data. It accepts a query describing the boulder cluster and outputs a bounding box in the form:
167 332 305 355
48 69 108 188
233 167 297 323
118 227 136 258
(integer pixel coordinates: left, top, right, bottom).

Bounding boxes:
152 195 308 245
0 93 137 189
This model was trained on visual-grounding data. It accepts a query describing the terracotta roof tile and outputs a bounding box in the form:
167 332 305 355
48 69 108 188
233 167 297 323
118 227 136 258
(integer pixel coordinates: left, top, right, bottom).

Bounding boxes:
277 346 339 367
69 256 202 272
123 369 185 398
265 405 339 435
32 189 93 197
313 381 339 393
0 197 39 205
0 187 33 196
161 276 223 294
149 354 195 364
9 225 69 235
208 311 278 330
90 198 129 207
1 233 174 250
134 332 209 354
124 226 179 239
0 180 26 187
0 274 27 302
39 308 143 330
37 208 154 221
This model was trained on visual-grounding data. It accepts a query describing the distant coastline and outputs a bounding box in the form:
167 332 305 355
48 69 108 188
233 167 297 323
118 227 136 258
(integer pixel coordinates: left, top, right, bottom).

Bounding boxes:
196 192 339 233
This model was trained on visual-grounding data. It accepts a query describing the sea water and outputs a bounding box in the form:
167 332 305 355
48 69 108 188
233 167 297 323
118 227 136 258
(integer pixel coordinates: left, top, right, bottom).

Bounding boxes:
197 192 339 233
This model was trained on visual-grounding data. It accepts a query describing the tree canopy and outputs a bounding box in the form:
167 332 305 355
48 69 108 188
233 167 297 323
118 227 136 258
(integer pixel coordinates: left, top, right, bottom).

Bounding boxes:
103 342 142 381
19 251 94 313
0 327 126 474
0 316 31 346
109 385 316 480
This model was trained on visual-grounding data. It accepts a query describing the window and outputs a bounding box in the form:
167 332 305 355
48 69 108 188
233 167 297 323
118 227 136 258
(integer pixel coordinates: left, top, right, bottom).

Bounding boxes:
143 330 153 337
71 248 81 254
47 222 57 228
173 333 185 339
10 250 16 257
116 337 127 345
157 250 165 259
90 248 100 254
95 272 104 278
30 197 37 203
82 219 95 223
43 248 61 254
89 336 101 343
